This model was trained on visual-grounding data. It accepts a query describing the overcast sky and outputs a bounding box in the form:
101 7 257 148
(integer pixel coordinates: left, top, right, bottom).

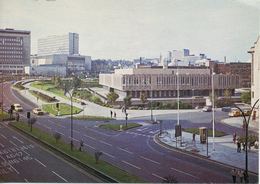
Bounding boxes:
0 0 259 61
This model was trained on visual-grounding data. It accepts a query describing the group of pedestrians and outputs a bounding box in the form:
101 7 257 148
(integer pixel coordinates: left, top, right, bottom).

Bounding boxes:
233 132 251 153
231 168 247 183
110 110 116 118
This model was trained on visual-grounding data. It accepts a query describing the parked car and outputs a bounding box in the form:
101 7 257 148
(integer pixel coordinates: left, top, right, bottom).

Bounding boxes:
243 109 251 116
33 108 44 115
202 106 212 112
11 80 16 84
222 107 231 112
14 104 23 112
228 110 241 117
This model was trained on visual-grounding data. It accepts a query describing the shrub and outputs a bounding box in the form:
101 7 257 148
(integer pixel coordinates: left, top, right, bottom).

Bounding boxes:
129 106 138 110
91 95 101 104
138 107 143 110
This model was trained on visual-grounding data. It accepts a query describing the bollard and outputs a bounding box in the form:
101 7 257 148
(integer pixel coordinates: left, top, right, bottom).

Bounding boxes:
95 121 99 127
120 125 122 131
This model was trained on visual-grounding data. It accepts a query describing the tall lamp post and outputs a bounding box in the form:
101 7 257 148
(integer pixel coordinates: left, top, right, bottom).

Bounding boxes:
151 90 153 121
212 68 215 151
177 68 180 125
1 79 5 114
231 99 259 183
64 86 74 151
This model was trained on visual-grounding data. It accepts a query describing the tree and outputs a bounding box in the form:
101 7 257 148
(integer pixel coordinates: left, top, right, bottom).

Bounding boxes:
56 75 63 88
124 95 132 108
106 92 119 104
72 76 81 89
209 91 218 107
140 93 148 104
223 89 232 106
94 151 103 164
163 175 178 183
241 91 251 104
51 74 56 85
54 132 61 143
29 118 37 132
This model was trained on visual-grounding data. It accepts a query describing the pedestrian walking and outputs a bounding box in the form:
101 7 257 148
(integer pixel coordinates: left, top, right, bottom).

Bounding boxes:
237 170 244 183
110 110 113 118
122 107 124 113
237 141 241 153
243 120 246 130
233 132 236 144
248 142 251 152
192 132 195 141
231 168 237 183
16 113 19 122
242 142 246 151
114 111 116 118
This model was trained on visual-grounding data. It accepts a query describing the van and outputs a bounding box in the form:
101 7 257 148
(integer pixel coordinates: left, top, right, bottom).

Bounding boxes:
14 104 23 112
222 107 231 112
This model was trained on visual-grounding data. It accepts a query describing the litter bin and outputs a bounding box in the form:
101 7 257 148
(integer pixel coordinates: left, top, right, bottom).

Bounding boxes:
199 127 207 144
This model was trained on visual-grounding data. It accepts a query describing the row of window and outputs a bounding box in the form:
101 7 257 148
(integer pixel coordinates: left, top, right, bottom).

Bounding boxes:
0 42 22 46
0 66 23 68
0 51 23 54
0 55 22 58
0 37 21 42
0 59 23 62
0 47 22 50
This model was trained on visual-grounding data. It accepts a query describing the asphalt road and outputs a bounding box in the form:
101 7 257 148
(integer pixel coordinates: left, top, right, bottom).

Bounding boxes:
1 82 258 183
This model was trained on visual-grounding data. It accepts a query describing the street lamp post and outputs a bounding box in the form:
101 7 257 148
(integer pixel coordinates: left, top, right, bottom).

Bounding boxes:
177 68 180 125
151 90 153 121
212 68 215 151
1 79 5 114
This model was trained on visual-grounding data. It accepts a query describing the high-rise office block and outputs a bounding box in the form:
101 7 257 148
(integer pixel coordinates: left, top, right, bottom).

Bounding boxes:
38 33 79 56
0 28 31 75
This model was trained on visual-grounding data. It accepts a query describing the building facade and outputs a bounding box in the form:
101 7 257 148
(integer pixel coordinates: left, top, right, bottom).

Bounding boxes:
38 33 79 56
248 36 260 120
0 28 31 75
99 65 241 99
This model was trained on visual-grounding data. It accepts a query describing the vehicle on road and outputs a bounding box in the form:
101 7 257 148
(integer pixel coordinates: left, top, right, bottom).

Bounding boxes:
14 104 23 112
33 108 44 115
228 110 241 117
243 109 251 116
11 80 16 84
202 106 212 112
222 106 231 112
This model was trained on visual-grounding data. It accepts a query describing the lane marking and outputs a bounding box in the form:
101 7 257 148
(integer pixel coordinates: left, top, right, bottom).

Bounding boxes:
34 158 46 167
58 124 66 128
22 150 30 156
55 131 64 136
171 167 199 179
83 143 95 150
1 134 7 139
52 171 68 183
84 134 96 140
102 151 115 158
24 179 29 183
13 136 24 143
140 156 161 165
0 143 5 147
72 130 79 134
73 139 79 142
43 125 51 130
48 120 54 124
122 160 141 170
10 141 17 147
100 141 112 146
152 173 167 181
117 147 133 154
0 155 19 174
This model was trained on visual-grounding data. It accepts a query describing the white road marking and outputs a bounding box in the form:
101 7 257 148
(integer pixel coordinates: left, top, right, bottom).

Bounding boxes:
73 139 79 142
52 171 68 182
152 173 167 181
72 130 79 134
13 136 24 143
48 120 54 124
100 140 112 146
34 158 46 167
83 143 95 149
137 128 148 132
149 130 160 134
0 143 5 147
1 134 7 139
24 179 29 183
117 147 133 154
10 141 17 147
22 150 30 156
55 131 64 136
122 160 141 170
43 125 51 130
84 134 95 140
102 151 115 158
171 167 199 179
0 155 19 174
57 124 66 128
140 156 161 165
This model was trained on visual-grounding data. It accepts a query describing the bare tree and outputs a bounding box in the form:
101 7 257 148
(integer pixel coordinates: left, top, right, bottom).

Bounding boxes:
94 151 103 164
29 118 37 132
54 132 61 143
163 175 178 183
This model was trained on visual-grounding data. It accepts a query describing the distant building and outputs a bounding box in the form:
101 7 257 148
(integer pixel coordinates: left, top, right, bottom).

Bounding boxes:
99 65 241 99
248 36 260 120
26 32 91 76
0 28 31 75
90 59 109 77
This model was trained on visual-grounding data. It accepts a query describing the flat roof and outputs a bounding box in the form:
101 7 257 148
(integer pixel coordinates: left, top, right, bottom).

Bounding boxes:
0 28 31 35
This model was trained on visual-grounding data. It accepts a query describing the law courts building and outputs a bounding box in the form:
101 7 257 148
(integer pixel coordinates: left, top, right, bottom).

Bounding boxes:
99 65 241 99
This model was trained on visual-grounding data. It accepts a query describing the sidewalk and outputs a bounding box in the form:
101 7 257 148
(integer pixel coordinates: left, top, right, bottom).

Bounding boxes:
157 117 259 173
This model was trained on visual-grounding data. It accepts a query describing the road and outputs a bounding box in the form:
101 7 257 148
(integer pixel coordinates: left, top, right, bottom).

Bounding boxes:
1 81 258 183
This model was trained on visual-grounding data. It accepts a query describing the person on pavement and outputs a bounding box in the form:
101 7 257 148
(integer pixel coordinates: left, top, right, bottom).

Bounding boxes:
237 141 241 153
231 168 237 183
233 132 236 144
237 170 244 183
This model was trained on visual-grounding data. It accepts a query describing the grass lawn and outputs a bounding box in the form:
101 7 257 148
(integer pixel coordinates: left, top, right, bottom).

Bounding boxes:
0 110 14 120
73 115 115 121
42 103 82 116
29 90 59 103
11 121 147 183
99 123 142 131
183 128 228 137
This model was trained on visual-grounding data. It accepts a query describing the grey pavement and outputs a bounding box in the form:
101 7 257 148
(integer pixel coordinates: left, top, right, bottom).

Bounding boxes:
17 81 259 173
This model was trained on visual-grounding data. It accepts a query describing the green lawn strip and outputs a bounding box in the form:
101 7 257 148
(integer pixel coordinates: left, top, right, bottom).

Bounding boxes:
11 121 147 183
73 115 115 121
30 82 80 103
183 128 228 137
29 90 59 103
99 123 142 131
0 110 14 120
42 103 82 116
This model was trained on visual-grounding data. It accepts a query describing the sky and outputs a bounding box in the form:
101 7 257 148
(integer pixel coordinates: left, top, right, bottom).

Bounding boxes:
0 0 259 62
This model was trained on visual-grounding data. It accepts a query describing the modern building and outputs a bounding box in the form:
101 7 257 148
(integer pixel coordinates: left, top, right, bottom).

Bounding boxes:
248 36 260 120
0 28 31 75
38 33 79 56
99 65 241 99
26 32 91 76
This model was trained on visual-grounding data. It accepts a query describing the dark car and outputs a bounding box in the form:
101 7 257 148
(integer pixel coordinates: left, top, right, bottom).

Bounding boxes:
202 106 212 112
